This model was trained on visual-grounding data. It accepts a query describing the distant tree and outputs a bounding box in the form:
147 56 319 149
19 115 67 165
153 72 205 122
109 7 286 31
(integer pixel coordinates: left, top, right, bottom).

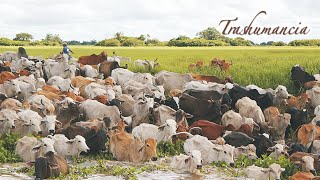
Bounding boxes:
266 41 274 45
114 32 124 42
67 40 81 45
272 41 287 46
176 35 190 40
138 34 146 41
13 32 33 41
43 34 63 43
260 42 267 46
197 27 222 40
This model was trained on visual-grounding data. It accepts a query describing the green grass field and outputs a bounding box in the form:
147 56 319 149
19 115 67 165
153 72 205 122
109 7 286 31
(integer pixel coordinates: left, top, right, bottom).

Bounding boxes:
1 46 320 94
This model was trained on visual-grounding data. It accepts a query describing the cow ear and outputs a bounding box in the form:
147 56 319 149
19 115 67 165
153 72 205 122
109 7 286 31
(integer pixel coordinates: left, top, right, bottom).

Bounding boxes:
66 140 74 144
185 157 191 164
158 124 166 131
280 168 285 172
261 168 270 173
32 144 41 152
55 120 62 125
293 160 303 165
212 146 223 151
267 147 274 152
138 145 144 152
185 113 193 119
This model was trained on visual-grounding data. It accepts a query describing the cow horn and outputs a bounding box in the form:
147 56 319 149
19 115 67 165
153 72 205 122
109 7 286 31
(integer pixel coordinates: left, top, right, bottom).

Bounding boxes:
188 127 202 134
40 99 45 106
172 132 194 139
154 58 158 62
70 84 75 90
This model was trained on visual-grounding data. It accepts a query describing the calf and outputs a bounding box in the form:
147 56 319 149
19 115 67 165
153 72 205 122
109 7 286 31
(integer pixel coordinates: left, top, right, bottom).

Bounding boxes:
264 107 291 141
221 110 258 130
290 152 317 174
234 144 257 160
15 136 55 162
285 108 308 139
35 152 69 179
182 133 235 166
267 144 289 160
78 51 107 65
0 109 18 136
132 119 177 142
287 93 309 110
245 163 284 180
51 134 89 157
253 134 274 157
171 150 202 174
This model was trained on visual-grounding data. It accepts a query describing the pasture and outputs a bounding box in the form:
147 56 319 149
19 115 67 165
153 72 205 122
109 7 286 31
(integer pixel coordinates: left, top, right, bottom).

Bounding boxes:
1 46 320 94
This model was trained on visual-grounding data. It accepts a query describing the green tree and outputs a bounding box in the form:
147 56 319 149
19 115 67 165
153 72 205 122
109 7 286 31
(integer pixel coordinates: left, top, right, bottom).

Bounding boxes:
114 32 124 42
43 34 63 43
196 27 222 40
176 35 190 40
138 34 146 41
13 32 33 41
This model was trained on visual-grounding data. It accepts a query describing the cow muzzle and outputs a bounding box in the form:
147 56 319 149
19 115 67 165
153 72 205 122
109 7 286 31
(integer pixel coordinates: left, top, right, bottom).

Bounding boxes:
196 165 202 169
230 163 235 167
151 157 157 161
49 129 55 135
11 125 15 129
310 169 316 175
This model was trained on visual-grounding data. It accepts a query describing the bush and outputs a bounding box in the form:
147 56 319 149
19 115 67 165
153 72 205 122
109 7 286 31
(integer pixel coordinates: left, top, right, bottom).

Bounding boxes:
272 41 287 46
0 37 28 46
167 38 230 47
121 38 144 47
95 38 121 46
289 39 320 46
0 133 23 163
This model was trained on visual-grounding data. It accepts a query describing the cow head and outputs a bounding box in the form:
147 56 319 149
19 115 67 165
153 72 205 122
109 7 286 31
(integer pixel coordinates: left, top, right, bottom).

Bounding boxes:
66 135 90 155
5 79 22 95
41 115 60 135
23 119 42 135
140 138 157 161
32 137 55 155
261 163 285 180
185 150 203 172
293 156 316 175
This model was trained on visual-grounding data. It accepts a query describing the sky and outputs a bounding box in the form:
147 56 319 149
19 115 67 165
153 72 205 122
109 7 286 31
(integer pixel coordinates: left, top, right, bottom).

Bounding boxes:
0 0 318 43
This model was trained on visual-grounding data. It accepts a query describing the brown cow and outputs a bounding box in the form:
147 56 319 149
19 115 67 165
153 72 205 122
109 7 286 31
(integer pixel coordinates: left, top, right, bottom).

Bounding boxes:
78 51 107 65
288 93 309 110
195 61 204 68
37 90 65 101
297 124 320 146
63 91 85 102
93 95 108 104
289 152 320 172
71 76 95 96
42 85 62 94
111 136 157 162
290 172 320 180
169 89 183 97
188 63 196 70
209 58 233 74
0 72 17 84
105 77 116 86
189 120 235 140
304 81 320 90
191 74 233 84
99 61 127 78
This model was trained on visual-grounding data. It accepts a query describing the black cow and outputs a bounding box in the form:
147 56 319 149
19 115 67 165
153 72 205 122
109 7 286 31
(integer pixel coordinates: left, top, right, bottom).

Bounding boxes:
224 132 254 147
55 101 82 128
291 65 315 89
35 152 69 179
184 89 232 106
253 134 274 157
179 93 221 124
285 108 309 139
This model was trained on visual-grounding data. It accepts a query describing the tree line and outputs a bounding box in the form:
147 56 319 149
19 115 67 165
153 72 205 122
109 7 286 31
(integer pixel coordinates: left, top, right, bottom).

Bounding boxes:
0 28 319 47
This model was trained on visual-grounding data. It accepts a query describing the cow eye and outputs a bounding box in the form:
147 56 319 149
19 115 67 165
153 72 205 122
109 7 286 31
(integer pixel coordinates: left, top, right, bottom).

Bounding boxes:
224 151 227 154
44 144 47 146
147 144 150 147
191 155 193 158
78 141 81 142
32 123 35 125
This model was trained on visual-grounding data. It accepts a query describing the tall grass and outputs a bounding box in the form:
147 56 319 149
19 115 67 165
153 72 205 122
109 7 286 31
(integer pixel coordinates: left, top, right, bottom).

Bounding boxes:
1 46 320 94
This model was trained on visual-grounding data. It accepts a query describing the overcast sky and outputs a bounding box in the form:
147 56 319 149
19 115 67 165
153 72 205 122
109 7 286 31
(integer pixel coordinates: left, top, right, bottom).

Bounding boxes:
0 0 318 43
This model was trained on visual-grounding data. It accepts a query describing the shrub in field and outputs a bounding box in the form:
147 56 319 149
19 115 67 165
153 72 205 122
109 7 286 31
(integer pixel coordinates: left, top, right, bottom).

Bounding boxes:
289 39 320 46
0 133 22 163
157 140 184 157
121 38 144 47
96 38 121 46
0 37 28 46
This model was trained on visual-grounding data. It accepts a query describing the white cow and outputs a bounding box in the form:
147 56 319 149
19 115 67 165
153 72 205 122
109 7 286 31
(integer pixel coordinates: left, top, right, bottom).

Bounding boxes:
0 79 22 98
134 59 159 70
183 81 233 94
15 136 55 162
11 57 35 72
79 99 122 124
171 150 202 174
236 97 266 126
2 51 17 61
43 60 77 79
16 80 36 101
267 144 288 160
245 163 285 180
0 109 19 136
27 94 55 116
131 95 155 128
234 144 258 160
132 119 177 142
81 65 103 78
182 133 235 166
221 110 258 129
47 76 77 93
51 134 89 157
40 115 61 136
155 70 194 92
111 68 135 86
307 86 320 108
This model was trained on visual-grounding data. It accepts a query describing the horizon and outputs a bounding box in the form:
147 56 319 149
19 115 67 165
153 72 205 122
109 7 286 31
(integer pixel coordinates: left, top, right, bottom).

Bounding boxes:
0 0 318 43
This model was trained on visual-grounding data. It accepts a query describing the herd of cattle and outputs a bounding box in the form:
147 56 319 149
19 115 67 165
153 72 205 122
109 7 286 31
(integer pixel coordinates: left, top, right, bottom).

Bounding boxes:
1 48 320 179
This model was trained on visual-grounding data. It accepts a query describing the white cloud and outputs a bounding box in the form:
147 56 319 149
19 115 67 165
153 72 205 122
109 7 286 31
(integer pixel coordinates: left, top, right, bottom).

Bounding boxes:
0 0 318 43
